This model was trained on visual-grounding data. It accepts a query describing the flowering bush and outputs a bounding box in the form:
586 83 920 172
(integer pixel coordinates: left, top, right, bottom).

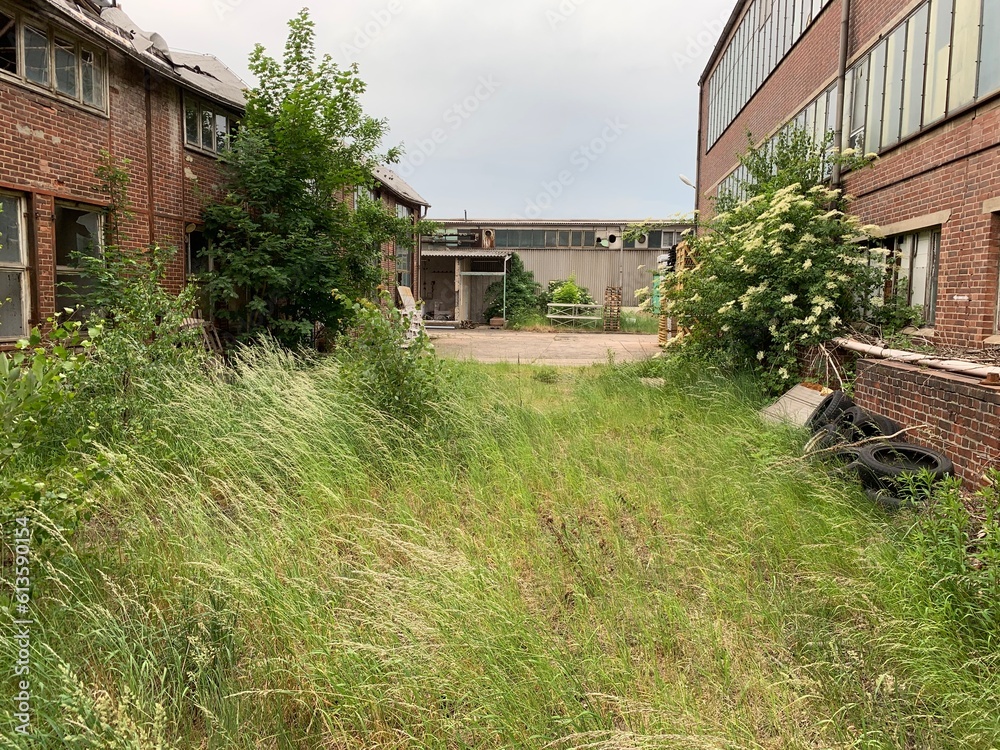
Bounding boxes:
667 182 885 387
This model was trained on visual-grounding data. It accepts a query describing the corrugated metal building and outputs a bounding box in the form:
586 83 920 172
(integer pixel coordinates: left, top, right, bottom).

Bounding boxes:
420 219 693 322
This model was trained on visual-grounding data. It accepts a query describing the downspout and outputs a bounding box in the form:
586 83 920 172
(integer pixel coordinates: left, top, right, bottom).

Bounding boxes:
830 0 852 189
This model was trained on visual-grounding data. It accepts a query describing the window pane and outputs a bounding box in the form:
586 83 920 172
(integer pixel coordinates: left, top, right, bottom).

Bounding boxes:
531 230 545 247
24 26 49 85
902 6 929 137
949 0 981 109
571 230 583 247
215 113 228 152
81 49 104 108
185 100 200 146
54 37 77 97
0 13 16 74
201 109 215 152
815 92 827 143
982 0 1000 96
520 230 533 247
882 26 906 146
558 231 570 247
55 206 101 268
850 58 869 146
925 0 953 123
0 196 21 264
0 270 25 337
187 230 210 275
648 230 663 249
584 231 595 247
865 41 887 153
544 230 557 248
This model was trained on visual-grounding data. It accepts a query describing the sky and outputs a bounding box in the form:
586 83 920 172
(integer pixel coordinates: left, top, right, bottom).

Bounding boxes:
123 0 734 221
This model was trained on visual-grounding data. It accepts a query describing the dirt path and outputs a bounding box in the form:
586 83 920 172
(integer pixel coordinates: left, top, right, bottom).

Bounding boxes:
428 329 659 366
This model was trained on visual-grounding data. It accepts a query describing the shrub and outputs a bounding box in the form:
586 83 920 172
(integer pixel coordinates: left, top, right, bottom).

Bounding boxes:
336 294 445 426
484 254 541 324
665 130 883 388
0 320 109 554
547 275 594 306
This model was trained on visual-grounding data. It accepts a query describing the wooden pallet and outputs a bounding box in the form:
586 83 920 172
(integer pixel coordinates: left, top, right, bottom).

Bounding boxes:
603 287 623 332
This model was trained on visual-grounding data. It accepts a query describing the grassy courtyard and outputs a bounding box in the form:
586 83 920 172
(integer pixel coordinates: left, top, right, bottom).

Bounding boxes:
3 353 998 748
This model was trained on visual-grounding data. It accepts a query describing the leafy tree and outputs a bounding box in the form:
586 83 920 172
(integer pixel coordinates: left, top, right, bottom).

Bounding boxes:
484 254 541 323
201 10 424 346
664 130 885 388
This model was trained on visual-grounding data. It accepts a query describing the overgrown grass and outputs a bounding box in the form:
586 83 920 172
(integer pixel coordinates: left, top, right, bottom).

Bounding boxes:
2 352 998 748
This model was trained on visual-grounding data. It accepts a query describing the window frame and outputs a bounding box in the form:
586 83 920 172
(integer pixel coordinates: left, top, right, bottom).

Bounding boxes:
54 201 104 317
0 7 108 114
889 228 941 326
183 93 238 157
0 192 29 341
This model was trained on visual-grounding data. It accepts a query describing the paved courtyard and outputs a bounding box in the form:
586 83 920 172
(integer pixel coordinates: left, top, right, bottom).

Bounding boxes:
428 329 660 366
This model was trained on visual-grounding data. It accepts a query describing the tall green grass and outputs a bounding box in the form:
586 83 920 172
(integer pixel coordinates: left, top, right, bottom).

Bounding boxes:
2 351 998 748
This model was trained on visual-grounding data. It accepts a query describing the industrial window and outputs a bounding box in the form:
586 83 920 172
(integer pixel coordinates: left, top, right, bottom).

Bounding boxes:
558 231 570 247
705 0 835 148
187 229 213 276
845 0 1000 157
0 13 107 111
0 194 28 340
54 203 102 317
544 230 557 248
889 229 940 326
396 204 412 220
184 95 237 155
396 243 412 289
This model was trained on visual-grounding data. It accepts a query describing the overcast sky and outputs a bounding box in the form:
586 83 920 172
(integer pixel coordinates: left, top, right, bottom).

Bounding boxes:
124 0 734 220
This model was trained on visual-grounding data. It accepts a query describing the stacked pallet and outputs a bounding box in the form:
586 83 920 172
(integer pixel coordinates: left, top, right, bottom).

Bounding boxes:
603 287 622 332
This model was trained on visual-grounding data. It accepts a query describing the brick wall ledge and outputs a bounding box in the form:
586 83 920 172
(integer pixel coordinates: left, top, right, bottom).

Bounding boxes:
834 337 1000 383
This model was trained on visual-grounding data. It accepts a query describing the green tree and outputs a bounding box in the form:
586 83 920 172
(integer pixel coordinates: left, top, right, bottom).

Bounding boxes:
201 10 422 346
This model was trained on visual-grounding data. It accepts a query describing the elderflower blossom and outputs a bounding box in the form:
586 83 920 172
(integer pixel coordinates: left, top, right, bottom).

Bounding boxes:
778 367 790 380
803 258 813 270
757 351 765 361
777 223 795 233
718 301 736 314
781 294 798 304
721 324 731 332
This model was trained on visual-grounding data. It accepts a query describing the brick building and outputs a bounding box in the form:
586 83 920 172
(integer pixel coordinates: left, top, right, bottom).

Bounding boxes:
0 0 428 347
696 0 1000 482
0 0 245 344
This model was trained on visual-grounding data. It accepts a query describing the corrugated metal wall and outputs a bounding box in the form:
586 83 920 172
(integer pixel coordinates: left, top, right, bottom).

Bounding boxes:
514 249 660 306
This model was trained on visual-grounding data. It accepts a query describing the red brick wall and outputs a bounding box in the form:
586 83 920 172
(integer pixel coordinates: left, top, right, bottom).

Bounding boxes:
0 38 229 332
853 359 1000 487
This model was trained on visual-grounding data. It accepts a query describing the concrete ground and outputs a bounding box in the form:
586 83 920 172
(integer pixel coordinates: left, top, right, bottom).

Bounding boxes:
428 329 660 366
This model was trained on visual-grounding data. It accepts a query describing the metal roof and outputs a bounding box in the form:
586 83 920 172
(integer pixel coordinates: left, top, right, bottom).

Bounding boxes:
422 249 508 258
39 0 247 109
372 165 431 208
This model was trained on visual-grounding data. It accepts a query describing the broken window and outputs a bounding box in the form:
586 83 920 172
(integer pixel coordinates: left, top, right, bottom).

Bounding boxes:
55 204 102 316
23 25 48 85
0 194 27 339
0 12 16 74
81 48 104 109
54 36 77 97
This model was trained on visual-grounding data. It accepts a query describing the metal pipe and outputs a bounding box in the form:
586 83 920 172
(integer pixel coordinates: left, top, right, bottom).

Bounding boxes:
830 0 852 188
834 337 1000 380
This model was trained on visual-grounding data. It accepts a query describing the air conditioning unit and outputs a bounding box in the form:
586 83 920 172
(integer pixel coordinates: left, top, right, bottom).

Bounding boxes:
634 234 648 249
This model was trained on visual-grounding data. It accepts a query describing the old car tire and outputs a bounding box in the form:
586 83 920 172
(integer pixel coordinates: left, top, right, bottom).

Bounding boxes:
837 407 902 441
807 391 854 433
856 442 954 490
865 488 918 511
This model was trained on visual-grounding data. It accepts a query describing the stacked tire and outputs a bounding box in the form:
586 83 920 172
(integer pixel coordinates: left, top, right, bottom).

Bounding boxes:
806 392 954 510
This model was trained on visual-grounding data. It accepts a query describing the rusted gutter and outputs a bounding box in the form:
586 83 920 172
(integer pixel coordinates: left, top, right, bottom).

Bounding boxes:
834 337 1000 381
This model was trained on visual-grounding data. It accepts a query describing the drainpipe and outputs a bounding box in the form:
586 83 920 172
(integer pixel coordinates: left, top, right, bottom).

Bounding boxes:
830 0 852 189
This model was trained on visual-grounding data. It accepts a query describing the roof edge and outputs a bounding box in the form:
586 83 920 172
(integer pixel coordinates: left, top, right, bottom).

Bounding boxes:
698 0 748 86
